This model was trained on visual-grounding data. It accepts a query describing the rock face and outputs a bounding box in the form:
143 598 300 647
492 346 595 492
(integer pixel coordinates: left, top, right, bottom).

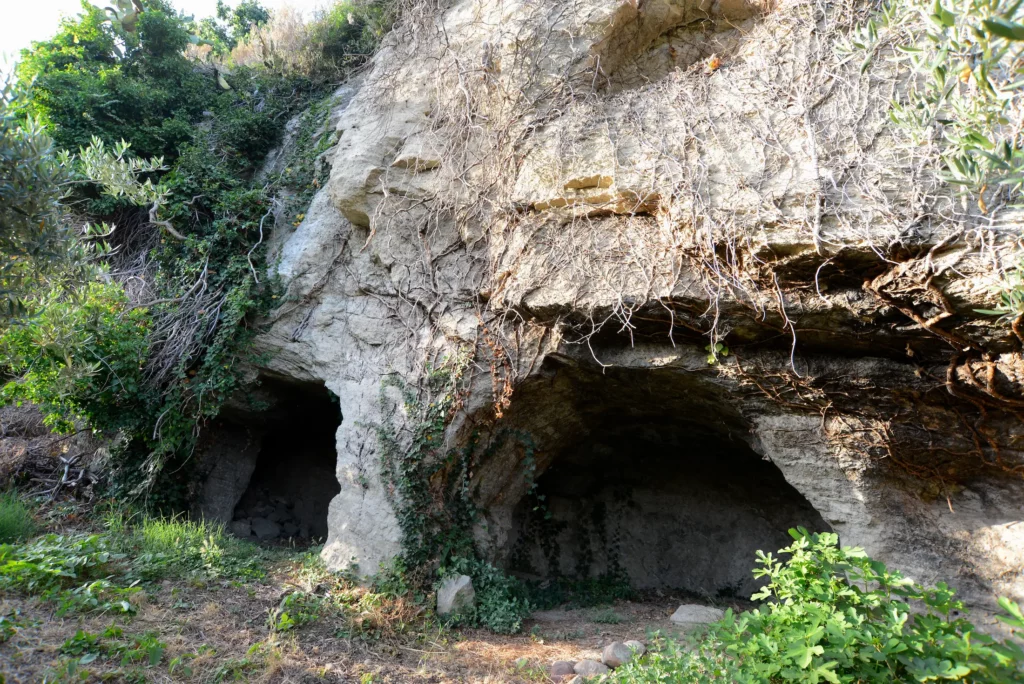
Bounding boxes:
437 575 475 616
239 0 1024 633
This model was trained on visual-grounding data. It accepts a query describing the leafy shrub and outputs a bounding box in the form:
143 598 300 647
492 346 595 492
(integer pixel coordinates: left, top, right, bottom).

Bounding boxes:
55 578 140 616
0 281 150 434
217 0 270 46
0 533 117 593
5 1 332 504
0 491 36 543
306 1 391 78
441 556 532 635
15 0 217 162
611 529 1024 683
0 78 95 317
271 591 327 632
232 1 390 79
0 532 139 614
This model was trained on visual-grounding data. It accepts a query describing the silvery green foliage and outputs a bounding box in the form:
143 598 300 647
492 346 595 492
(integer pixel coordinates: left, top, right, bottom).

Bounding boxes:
78 137 166 208
0 80 111 317
840 0 1024 204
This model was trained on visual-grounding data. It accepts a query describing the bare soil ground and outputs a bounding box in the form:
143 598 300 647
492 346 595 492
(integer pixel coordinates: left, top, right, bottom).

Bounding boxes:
1 561 727 684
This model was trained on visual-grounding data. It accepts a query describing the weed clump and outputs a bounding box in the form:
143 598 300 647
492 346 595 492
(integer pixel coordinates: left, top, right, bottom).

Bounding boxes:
133 515 266 580
0 491 36 543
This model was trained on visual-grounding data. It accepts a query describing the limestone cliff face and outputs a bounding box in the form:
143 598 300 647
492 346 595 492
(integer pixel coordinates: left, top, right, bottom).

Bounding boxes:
248 0 1023 629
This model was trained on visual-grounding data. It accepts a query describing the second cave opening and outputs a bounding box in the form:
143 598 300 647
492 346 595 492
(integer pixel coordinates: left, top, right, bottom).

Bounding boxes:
482 361 832 598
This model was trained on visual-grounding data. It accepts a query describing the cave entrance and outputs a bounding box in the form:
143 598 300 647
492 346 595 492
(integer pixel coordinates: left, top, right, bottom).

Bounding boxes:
228 378 341 543
495 362 830 599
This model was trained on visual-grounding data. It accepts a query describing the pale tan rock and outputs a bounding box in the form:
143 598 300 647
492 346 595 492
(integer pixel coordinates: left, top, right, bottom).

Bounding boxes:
245 0 1024 636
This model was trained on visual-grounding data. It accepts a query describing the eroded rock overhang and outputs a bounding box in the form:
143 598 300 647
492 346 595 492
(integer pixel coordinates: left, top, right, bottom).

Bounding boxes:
242 0 1024 634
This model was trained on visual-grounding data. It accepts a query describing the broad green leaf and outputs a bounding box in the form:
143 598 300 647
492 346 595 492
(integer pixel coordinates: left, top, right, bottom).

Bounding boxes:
983 18 1024 41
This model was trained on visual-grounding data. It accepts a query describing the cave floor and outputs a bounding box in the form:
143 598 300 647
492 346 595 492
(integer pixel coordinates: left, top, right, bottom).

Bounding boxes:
2 548 733 683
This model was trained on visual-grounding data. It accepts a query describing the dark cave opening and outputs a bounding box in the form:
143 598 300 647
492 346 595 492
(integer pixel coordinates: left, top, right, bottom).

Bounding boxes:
228 378 342 543
497 364 831 599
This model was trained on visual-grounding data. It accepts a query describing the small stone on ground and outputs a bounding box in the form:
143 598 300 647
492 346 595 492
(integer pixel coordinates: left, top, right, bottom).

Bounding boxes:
551 660 576 678
602 641 634 668
574 659 610 677
436 575 475 615
670 603 725 626
624 639 647 657
250 517 281 539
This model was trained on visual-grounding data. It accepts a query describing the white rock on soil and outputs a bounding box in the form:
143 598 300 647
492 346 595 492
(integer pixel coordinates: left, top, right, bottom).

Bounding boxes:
624 640 646 657
602 641 634 668
573 659 610 677
436 575 475 615
670 604 725 626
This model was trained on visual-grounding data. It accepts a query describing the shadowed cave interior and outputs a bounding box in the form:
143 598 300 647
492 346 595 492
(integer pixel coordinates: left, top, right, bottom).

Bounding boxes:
497 363 831 599
228 378 342 542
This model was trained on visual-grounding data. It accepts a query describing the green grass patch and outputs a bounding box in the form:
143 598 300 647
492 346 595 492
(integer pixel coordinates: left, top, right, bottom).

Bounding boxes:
0 490 36 543
0 508 269 618
590 607 623 624
133 515 266 580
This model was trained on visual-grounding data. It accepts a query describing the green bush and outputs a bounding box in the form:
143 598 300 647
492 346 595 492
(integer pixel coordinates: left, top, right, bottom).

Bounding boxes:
0 491 36 543
0 533 118 593
0 281 150 434
0 532 139 614
5 0 331 505
843 0 1024 201
0 78 94 317
440 556 532 635
16 0 212 161
611 529 1024 683
306 1 391 78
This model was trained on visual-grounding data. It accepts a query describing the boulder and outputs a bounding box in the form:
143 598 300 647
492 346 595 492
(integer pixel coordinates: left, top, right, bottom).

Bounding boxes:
573 659 610 677
551 661 576 678
436 575 475 615
670 604 725 627
624 640 646 657
229 519 251 538
250 517 281 540
602 641 634 668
